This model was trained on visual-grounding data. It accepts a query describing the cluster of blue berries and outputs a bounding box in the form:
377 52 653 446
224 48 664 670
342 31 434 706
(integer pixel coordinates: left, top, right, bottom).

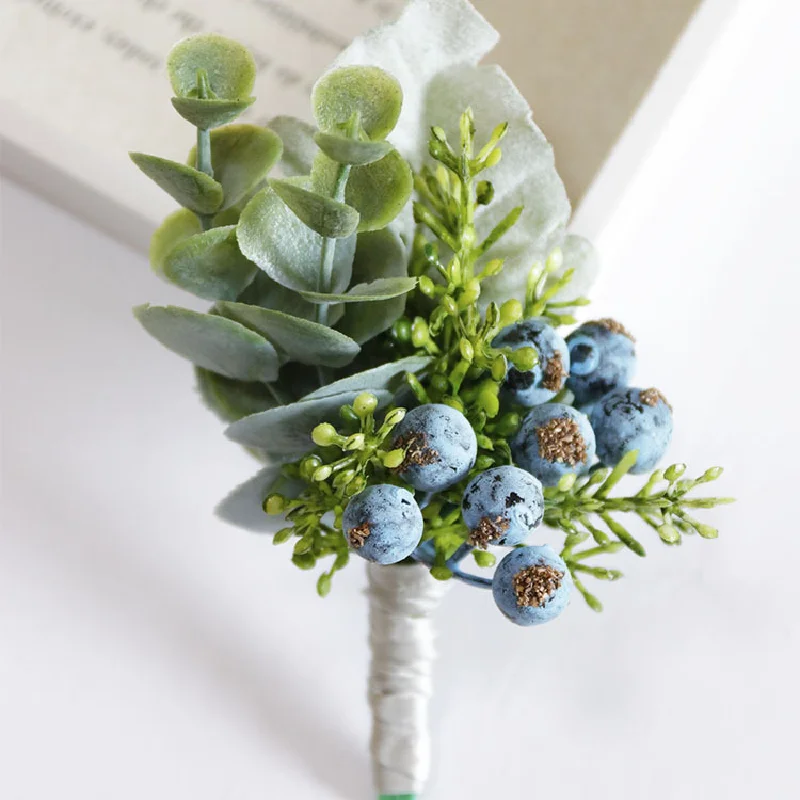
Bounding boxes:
341 316 676 626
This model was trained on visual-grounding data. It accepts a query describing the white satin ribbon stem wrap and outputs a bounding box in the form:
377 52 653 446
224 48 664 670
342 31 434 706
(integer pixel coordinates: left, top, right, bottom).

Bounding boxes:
366 561 450 796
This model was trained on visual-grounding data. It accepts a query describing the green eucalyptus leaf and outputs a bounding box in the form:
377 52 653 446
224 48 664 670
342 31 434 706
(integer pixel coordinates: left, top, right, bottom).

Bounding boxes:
237 271 317 321
171 96 255 129
299 276 416 303
188 125 283 210
226 390 392 457
237 185 355 293
313 151 412 232
130 153 223 214
313 66 402 140
337 227 409 343
269 115 320 177
150 209 203 271
303 356 432 400
134 304 279 382
269 178 359 239
161 225 257 301
314 132 392 165
196 367 278 423
216 302 359 367
168 33 256 100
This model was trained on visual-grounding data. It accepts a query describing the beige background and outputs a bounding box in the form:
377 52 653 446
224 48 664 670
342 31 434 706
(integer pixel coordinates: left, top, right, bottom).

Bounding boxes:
476 0 703 203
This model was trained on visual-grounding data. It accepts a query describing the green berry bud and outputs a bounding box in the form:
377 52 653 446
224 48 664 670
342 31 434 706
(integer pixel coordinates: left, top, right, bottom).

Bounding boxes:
292 553 316 570
473 550 496 568
557 473 577 492
353 393 378 417
392 317 412 342
491 354 508 381
508 346 537 371
312 422 340 448
482 260 503 279
441 396 464 413
293 537 313 555
430 566 453 581
476 180 494 205
429 306 448 334
430 373 449 394
316 574 332 597
333 469 356 489
475 454 495 470
484 149 502 168
546 247 564 272
478 388 500 418
703 466 724 481
313 465 333 482
442 295 458 316
382 449 405 469
658 524 681 544
299 455 323 481
459 339 475 363
696 524 718 539
272 527 293 544
493 412 520 437
411 317 430 348
418 275 436 297
499 298 523 328
345 477 365 496
264 494 286 515
339 405 360 424
447 257 462 285
383 408 406 428
344 433 366 451
665 463 687 481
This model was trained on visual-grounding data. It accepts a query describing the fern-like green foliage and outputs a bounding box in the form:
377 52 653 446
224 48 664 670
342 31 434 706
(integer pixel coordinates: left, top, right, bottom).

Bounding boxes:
131 33 420 442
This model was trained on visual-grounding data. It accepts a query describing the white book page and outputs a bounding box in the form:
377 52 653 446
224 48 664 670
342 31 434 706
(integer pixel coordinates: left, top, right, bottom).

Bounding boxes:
0 0 404 246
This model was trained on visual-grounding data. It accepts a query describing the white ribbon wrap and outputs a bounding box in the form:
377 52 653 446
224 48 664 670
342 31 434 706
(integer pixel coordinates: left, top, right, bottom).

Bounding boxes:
366 562 450 796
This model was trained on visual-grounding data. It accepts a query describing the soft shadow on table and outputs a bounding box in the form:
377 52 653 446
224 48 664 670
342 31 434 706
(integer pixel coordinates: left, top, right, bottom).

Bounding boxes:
8 467 369 800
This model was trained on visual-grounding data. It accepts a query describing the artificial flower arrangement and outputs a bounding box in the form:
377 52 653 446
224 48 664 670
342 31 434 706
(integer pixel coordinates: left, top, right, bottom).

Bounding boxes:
130 1 731 796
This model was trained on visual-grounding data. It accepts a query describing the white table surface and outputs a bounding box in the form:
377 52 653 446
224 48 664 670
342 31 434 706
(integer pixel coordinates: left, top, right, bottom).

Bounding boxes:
2 0 798 797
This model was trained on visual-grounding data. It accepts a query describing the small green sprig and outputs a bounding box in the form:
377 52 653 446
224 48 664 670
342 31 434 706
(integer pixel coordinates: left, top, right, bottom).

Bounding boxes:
545 452 734 610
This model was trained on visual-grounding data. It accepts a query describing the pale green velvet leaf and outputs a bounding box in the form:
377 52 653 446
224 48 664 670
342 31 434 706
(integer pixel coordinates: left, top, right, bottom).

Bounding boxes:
337 227 409 343
237 271 318 321
269 115 319 177
313 150 412 233
299 276 416 303
161 226 257 301
130 153 223 214
314 132 392 165
269 178 359 239
226 390 392 456
134 304 279 382
215 302 360 367
171 96 254 129
196 367 278 423
187 125 283 210
216 465 305 532
313 66 402 141
304 355 432 400
237 186 355 293
168 33 256 99
150 209 203 271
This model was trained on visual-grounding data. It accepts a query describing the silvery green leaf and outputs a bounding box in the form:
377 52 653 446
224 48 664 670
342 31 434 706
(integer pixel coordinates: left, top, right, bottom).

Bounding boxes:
237 271 319 322
333 0 499 161
215 302 359 367
196 367 278 423
313 66 402 141
150 209 202 271
299 276 416 303
237 185 355 293
160 226 257 301
312 150 412 233
188 125 283 210
215 465 282 532
269 115 319 177
337 227 409 343
269 178 359 239
314 132 392 165
171 97 254 129
303 356 432 400
424 64 571 307
130 153 224 214
134 304 279 382
168 33 256 99
226 390 392 457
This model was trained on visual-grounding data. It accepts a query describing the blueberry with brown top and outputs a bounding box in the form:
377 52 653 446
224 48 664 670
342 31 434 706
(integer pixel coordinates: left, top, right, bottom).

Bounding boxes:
511 403 596 486
342 484 423 564
566 318 637 407
590 386 673 474
492 318 570 406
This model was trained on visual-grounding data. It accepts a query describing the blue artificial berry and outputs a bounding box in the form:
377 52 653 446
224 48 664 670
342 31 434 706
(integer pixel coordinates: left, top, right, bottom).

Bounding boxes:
342 484 423 564
566 318 637 407
590 387 673 474
461 466 544 548
492 545 572 626
511 403 596 487
391 403 477 492
492 318 570 406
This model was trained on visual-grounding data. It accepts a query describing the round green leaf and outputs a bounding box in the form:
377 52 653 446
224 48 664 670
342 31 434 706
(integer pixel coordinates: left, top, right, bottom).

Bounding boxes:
299 276 416 303
168 34 256 100
314 132 392 165
171 97 255 129
161 225 257 301
187 125 283 210
269 115 319 177
150 209 203 271
196 367 278 423
269 178 359 238
216 302 360 367
134 304 279 382
313 66 402 141
236 185 355 293
130 152 223 214
226 390 392 457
